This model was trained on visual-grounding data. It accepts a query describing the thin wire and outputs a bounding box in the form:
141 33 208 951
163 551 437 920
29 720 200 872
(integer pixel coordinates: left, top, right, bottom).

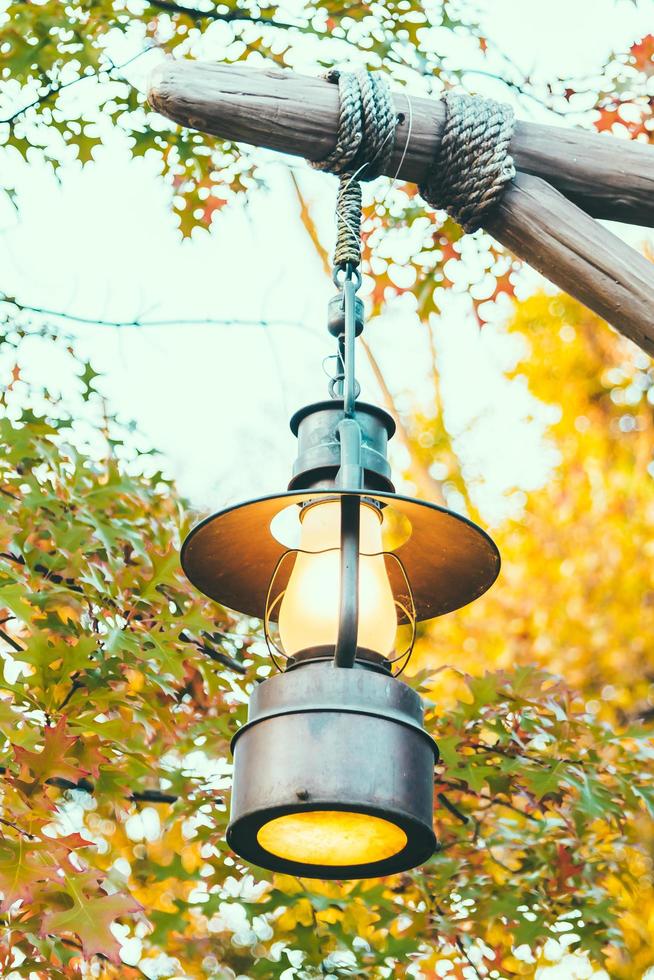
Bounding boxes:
392 92 414 183
378 91 415 216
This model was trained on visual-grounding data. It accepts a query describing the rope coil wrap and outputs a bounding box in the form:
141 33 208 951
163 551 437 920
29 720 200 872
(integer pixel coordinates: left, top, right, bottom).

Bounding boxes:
420 91 516 233
310 69 396 271
310 75 516 266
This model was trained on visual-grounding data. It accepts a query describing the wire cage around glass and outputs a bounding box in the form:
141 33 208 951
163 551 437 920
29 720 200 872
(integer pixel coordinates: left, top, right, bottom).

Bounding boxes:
264 496 417 676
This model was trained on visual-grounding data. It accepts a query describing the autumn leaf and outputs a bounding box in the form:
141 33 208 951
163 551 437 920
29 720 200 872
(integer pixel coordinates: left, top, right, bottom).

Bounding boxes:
0 834 88 913
631 34 654 75
555 844 584 894
14 718 89 785
40 873 142 963
522 761 564 800
0 837 58 911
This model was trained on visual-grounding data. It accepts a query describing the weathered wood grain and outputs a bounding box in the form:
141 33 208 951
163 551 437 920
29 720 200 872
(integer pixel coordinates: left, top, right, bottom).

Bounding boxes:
148 60 654 227
485 174 654 355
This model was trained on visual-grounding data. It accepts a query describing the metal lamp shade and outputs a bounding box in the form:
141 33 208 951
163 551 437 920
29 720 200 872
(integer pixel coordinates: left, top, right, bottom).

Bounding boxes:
180 489 500 625
227 659 438 878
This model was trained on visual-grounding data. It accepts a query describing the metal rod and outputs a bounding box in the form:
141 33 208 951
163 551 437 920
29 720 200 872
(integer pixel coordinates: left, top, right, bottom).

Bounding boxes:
334 494 360 669
342 275 357 418
336 418 363 490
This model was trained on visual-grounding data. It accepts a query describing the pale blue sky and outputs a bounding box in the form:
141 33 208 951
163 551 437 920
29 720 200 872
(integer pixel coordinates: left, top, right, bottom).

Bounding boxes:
1 0 652 526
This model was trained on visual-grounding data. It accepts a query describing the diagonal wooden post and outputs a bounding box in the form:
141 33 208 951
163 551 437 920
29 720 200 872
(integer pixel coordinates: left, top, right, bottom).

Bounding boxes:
485 174 654 357
148 60 654 355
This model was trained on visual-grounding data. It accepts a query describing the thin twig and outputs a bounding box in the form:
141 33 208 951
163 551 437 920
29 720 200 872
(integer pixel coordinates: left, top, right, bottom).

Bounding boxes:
436 791 469 824
0 765 187 806
1 48 152 127
0 628 23 654
2 296 307 332
432 901 484 979
146 0 315 35
439 778 542 823
0 816 35 839
466 741 594 770
58 678 83 711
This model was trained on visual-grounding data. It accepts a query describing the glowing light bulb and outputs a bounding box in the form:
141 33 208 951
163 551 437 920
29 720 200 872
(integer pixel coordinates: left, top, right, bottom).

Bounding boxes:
277 500 397 657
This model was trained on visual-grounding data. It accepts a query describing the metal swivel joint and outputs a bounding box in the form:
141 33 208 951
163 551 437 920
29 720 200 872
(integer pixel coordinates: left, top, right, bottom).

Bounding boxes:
327 289 364 339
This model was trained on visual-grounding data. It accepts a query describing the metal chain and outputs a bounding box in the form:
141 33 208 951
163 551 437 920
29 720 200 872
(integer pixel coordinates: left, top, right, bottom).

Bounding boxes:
419 91 516 233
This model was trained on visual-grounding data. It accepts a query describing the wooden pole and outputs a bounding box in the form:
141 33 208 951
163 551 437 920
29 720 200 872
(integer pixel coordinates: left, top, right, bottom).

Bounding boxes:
148 60 654 354
485 174 654 356
149 60 654 227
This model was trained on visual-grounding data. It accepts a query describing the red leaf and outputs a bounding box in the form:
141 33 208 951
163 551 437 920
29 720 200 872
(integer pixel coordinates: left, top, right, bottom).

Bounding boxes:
0 833 86 912
14 718 89 785
594 106 622 133
201 194 228 226
0 838 58 911
631 34 654 76
555 844 584 894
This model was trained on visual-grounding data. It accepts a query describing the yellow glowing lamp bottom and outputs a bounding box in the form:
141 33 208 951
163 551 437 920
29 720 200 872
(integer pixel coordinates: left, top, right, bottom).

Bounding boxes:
256 810 408 867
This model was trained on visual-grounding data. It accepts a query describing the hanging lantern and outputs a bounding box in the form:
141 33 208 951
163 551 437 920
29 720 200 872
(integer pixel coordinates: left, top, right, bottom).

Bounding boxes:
181 272 500 880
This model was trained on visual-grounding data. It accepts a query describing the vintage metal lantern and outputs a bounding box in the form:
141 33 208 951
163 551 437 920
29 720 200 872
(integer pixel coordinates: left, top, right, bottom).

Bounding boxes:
181 270 500 879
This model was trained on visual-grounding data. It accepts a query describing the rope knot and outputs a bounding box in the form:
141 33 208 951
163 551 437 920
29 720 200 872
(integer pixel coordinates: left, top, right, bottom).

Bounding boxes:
310 69 397 272
419 91 516 233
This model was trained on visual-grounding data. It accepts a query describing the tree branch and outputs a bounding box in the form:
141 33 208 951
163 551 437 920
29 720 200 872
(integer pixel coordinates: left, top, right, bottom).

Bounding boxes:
146 0 298 28
436 791 469 824
439 778 542 823
0 627 23 654
466 740 595 770
0 766 187 806
0 554 248 676
179 630 247 674
2 296 306 332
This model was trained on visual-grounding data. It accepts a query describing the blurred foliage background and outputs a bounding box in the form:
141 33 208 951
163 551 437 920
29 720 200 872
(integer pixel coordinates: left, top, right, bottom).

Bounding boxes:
0 0 654 977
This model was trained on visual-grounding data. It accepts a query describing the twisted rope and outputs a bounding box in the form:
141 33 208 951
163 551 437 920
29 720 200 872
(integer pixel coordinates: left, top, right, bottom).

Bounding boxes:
419 91 516 233
311 78 515 268
310 69 396 271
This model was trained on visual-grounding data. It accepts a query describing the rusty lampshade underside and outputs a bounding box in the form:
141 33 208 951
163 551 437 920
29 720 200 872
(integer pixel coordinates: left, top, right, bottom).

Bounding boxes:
181 488 500 625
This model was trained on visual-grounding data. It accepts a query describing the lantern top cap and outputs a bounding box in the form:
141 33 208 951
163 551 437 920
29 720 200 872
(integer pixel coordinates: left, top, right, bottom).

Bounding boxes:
289 399 396 438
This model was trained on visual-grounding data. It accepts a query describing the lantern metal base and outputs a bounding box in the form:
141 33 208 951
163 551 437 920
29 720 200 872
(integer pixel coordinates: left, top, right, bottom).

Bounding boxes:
227 659 438 879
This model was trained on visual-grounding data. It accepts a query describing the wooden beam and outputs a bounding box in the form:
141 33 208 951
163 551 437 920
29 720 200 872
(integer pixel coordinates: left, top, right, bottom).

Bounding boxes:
148 60 654 227
148 60 654 355
485 174 654 356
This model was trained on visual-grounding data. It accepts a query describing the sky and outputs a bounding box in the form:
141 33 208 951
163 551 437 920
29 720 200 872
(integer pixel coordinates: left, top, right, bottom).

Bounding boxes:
1 0 653 531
